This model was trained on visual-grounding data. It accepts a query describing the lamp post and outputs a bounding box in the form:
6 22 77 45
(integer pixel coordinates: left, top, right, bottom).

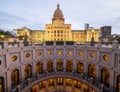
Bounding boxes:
1 35 4 41
24 29 28 46
90 29 95 46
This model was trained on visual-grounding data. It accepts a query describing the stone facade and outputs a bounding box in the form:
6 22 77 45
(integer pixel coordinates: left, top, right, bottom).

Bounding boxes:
0 41 120 92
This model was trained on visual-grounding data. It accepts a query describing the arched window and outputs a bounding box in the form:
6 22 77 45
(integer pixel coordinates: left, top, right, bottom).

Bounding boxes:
77 62 84 73
57 59 63 71
57 78 63 85
67 60 73 72
11 69 19 87
116 75 120 92
36 62 43 74
83 84 89 92
88 64 96 78
39 82 43 89
0 77 4 92
101 68 109 87
24 64 32 79
31 84 39 92
76 81 81 88
47 60 53 72
48 79 54 86
39 81 46 89
66 78 72 86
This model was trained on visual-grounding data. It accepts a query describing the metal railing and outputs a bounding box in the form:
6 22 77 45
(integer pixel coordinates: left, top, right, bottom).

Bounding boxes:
10 70 112 92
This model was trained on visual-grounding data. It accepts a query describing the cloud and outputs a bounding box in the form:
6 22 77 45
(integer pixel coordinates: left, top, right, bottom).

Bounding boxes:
0 0 120 34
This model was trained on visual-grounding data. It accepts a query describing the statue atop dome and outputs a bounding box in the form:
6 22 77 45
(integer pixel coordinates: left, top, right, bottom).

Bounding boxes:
57 3 60 9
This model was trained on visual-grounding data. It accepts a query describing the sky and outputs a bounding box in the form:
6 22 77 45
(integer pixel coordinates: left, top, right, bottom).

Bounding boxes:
0 0 120 34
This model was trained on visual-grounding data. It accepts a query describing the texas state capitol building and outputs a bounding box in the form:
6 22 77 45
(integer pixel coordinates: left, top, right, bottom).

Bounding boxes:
17 4 99 43
0 3 120 92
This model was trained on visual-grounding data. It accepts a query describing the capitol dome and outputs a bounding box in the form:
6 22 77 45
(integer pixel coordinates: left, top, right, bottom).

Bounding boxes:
52 4 64 21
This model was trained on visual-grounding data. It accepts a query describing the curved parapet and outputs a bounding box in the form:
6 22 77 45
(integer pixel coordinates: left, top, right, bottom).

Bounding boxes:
0 41 119 92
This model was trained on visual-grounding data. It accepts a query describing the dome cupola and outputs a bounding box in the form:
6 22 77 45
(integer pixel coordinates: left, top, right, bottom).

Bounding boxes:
52 3 64 21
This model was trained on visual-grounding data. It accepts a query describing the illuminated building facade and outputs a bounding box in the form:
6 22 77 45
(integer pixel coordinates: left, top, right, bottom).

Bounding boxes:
1 4 119 92
17 4 99 43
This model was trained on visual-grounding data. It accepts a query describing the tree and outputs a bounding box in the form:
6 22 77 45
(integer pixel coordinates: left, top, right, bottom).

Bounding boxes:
117 37 120 44
0 29 14 37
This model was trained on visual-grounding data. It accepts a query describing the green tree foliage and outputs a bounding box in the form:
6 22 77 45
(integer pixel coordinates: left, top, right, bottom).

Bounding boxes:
117 37 120 44
0 29 14 37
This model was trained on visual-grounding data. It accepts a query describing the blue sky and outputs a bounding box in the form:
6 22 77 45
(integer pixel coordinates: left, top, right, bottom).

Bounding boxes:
0 0 120 34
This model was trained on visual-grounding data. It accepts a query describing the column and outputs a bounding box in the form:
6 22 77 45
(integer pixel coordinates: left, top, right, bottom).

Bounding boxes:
20 65 25 82
53 46 56 71
80 73 84 79
71 80 74 92
81 83 84 92
63 78 66 90
73 46 77 71
20 47 24 82
96 59 101 80
112 40 118 49
27 78 31 92
54 78 57 90
46 80 49 92
27 78 30 85
3 41 8 49
72 70 74 76
109 69 114 91
32 42 36 77
18 41 24 48
73 59 77 71
96 49 100 81
32 42 35 47
84 46 88 75
89 87 93 92
90 77 93 84
37 85 40 92
43 59 47 71
84 61 88 75
53 59 57 71
27 89 31 92
43 46 47 71
85 42 89 47
97 41 102 48
6 70 11 92
100 84 104 92
63 59 66 71
17 85 20 92
46 71 48 77
110 42 117 91
37 73 39 80
32 61 36 77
